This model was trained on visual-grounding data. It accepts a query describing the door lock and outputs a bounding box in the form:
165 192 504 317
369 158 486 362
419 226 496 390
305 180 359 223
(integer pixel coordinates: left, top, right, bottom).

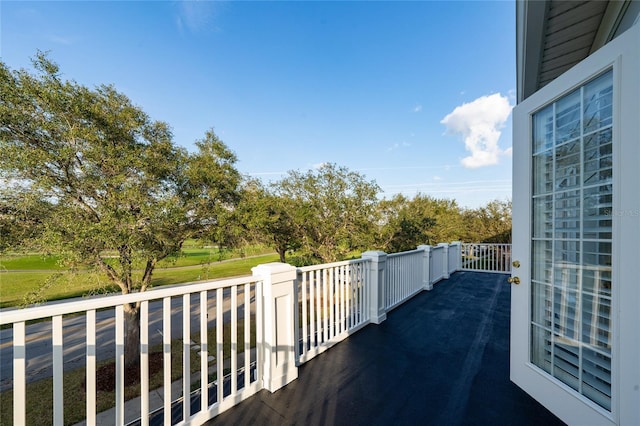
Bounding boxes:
512 260 520 268
508 276 521 285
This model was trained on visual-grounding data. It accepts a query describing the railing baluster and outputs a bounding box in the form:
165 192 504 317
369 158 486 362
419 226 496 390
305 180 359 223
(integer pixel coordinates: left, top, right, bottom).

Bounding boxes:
115 305 125 426
140 301 149 426
244 283 251 390
309 271 316 349
256 280 263 386
341 265 347 334
349 267 354 328
13 321 26 425
329 267 335 339
162 297 171 426
322 269 328 343
231 285 238 395
360 264 365 323
86 310 97 426
52 315 64 425
216 288 223 404
200 291 208 413
315 270 321 344
182 294 191 421
336 267 341 335
301 271 308 355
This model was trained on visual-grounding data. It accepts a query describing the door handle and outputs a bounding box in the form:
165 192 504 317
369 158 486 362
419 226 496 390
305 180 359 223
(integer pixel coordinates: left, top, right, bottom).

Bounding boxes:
508 276 520 285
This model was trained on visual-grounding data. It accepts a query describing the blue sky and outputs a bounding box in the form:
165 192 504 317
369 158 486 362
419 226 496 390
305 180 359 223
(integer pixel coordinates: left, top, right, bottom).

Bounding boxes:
1 1 515 208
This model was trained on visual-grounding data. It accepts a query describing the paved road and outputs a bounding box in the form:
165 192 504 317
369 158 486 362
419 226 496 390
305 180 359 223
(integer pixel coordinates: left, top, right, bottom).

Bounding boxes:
0 288 255 393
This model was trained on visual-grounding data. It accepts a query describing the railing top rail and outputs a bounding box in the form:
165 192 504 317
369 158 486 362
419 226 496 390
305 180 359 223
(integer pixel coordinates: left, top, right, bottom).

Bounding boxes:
461 243 511 246
386 249 423 259
0 274 260 325
297 257 369 273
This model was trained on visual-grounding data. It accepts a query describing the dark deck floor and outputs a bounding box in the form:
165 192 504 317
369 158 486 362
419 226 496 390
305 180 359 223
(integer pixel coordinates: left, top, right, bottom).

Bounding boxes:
211 272 565 426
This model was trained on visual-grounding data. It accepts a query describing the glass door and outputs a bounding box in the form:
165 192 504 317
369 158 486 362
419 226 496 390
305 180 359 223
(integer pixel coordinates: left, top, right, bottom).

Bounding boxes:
530 70 613 411
511 22 639 426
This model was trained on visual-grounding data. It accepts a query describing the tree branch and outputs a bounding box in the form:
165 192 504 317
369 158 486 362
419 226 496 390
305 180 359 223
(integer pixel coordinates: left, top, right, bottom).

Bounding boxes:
140 258 157 293
95 256 127 293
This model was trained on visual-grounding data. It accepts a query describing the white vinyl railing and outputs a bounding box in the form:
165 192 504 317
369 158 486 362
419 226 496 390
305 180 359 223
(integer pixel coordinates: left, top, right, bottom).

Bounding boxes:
384 249 424 311
461 243 512 274
1 276 263 426
296 259 370 364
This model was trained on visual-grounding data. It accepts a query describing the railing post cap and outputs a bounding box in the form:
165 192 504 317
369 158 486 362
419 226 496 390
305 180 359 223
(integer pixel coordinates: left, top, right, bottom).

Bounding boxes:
252 262 297 280
437 242 449 247
362 250 387 259
417 245 431 251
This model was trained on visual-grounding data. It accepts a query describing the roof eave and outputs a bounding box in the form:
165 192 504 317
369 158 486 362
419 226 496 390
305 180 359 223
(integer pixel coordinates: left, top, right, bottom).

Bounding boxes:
516 0 548 104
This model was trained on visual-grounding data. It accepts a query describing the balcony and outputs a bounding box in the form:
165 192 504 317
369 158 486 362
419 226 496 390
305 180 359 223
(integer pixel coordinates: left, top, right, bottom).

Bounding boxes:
1 243 563 425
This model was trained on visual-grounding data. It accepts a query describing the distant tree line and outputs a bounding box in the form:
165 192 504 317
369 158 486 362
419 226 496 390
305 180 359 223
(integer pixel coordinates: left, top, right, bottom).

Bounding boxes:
0 53 510 366
223 167 511 265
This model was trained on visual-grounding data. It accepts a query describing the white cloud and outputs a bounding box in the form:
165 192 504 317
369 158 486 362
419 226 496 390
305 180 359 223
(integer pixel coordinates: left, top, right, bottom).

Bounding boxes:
441 93 512 169
412 104 422 113
177 0 218 33
432 176 443 182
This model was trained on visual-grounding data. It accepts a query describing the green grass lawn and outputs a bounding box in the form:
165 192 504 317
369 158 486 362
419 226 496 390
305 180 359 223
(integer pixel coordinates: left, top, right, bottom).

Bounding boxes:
0 244 272 271
156 245 274 268
0 254 63 271
0 253 279 309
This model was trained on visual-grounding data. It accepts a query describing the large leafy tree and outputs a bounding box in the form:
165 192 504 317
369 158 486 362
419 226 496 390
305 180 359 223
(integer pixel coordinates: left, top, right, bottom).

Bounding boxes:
234 180 300 263
275 164 380 263
462 199 512 243
377 194 436 252
377 194 468 252
0 54 241 366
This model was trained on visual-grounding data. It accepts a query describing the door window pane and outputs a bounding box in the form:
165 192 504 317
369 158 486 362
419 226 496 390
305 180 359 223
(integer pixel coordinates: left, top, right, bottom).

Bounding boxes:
533 151 554 195
530 70 613 411
532 195 553 238
584 129 612 185
584 72 613 133
555 89 581 144
533 105 554 154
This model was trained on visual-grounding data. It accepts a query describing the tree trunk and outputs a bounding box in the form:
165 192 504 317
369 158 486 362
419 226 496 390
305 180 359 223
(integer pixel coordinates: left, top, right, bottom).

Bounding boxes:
123 303 140 368
277 247 286 263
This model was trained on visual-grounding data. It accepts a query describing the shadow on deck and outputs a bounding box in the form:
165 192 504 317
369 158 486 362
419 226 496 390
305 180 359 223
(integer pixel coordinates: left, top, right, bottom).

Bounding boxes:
211 272 565 426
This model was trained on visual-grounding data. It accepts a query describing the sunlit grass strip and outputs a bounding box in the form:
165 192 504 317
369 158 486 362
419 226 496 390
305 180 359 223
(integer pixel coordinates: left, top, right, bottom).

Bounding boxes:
0 254 279 308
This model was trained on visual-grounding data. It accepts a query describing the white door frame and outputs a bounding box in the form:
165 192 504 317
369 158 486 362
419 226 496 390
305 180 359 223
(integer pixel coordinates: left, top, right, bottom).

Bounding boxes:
510 23 640 426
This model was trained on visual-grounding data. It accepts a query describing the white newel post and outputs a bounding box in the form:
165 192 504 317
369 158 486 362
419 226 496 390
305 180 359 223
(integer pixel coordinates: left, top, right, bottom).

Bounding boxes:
362 251 387 324
450 241 462 271
417 245 433 291
252 263 298 393
438 243 450 279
